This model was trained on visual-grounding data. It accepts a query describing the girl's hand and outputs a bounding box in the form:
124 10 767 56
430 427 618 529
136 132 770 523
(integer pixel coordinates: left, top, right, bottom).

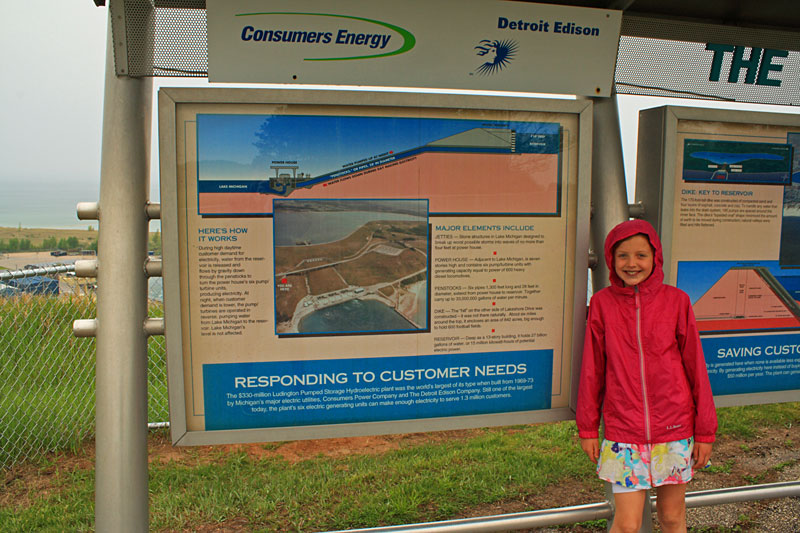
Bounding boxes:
693 441 713 469
580 438 600 464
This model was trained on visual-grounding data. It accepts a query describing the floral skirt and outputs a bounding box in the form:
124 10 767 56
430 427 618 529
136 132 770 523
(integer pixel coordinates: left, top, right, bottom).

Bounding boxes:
597 437 694 491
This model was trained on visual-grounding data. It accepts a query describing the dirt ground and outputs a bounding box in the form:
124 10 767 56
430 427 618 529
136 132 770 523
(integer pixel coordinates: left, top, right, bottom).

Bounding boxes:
3 423 799 532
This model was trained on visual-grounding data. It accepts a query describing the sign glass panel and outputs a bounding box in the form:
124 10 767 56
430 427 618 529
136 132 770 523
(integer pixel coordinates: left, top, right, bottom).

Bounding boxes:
638 107 800 403
160 90 588 443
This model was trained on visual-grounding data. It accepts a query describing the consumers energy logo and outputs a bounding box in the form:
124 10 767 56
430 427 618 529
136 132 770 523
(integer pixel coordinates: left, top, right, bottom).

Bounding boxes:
236 12 416 61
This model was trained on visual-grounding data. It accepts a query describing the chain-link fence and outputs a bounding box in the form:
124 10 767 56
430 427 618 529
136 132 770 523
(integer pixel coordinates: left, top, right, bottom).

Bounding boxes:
0 265 167 469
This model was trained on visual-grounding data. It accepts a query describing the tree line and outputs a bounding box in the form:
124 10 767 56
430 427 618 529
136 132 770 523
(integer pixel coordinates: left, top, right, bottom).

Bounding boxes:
0 231 160 254
0 236 96 254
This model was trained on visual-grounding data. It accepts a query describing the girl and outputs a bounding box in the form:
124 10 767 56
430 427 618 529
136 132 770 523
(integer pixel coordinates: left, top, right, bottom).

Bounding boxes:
577 219 717 533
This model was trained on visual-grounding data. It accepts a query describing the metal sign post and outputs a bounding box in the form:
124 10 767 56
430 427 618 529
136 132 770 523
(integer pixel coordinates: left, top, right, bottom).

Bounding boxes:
588 93 631 293
94 6 153 531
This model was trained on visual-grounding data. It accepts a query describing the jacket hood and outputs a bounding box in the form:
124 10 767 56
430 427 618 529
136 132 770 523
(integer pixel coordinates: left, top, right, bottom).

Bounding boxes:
604 219 664 289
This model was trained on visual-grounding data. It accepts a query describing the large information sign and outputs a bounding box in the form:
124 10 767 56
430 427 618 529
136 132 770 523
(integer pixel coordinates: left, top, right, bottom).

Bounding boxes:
206 0 621 96
159 89 591 445
636 106 800 407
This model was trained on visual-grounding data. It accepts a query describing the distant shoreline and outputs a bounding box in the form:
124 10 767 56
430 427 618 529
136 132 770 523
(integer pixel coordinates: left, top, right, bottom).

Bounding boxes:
0 225 160 231
0 226 160 241
0 225 93 231
0 226 96 231
0 226 98 250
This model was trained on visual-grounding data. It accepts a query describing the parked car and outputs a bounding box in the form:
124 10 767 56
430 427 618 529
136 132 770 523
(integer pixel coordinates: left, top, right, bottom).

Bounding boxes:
50 250 67 257
0 282 20 297
7 276 59 295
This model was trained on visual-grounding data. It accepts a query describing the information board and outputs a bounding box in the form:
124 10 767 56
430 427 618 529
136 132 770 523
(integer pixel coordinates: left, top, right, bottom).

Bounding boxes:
636 106 800 407
159 89 591 445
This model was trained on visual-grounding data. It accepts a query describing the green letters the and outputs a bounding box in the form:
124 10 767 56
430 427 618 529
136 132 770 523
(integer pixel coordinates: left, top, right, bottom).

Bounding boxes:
756 49 788 86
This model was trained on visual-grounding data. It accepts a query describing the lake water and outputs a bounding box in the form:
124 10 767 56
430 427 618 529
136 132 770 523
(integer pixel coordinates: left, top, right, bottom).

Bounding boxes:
274 211 426 246
410 282 428 325
0 179 161 230
298 299 417 334
0 180 101 229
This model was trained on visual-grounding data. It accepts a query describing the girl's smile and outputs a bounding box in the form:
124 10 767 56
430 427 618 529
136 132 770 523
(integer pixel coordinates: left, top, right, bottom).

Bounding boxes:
614 234 654 287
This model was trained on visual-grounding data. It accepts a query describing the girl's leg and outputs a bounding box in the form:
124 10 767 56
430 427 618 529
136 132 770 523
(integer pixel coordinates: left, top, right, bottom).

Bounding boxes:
655 483 687 533
610 490 647 533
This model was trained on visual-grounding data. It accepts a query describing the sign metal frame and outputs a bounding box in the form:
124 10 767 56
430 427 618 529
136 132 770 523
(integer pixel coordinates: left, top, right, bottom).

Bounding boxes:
159 88 592 446
635 105 800 408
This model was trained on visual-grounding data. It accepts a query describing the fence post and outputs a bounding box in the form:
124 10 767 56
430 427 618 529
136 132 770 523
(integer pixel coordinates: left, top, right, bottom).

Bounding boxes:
94 3 152 531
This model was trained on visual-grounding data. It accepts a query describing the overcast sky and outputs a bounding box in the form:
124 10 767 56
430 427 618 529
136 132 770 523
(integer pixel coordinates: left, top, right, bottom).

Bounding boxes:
0 3 106 187
1 2 798 229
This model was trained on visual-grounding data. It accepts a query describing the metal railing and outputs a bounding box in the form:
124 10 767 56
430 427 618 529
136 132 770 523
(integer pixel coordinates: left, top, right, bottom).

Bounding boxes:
330 481 800 532
0 264 78 281
0 265 168 469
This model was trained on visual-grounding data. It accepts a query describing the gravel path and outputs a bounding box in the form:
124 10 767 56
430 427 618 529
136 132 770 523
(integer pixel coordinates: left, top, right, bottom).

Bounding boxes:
684 461 800 532
531 424 800 532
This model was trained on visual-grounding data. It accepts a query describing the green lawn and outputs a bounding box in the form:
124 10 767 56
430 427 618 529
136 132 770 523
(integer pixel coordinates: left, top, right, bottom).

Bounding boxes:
2 403 799 532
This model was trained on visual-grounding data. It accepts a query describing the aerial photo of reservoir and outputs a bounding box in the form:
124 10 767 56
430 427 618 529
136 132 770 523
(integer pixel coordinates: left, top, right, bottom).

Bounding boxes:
273 199 429 335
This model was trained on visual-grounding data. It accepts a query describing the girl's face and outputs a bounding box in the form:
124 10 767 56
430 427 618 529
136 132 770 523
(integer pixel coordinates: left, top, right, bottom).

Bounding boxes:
614 234 654 287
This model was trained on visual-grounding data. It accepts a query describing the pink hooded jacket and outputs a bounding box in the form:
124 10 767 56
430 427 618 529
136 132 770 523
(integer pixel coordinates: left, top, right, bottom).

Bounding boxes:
577 219 717 444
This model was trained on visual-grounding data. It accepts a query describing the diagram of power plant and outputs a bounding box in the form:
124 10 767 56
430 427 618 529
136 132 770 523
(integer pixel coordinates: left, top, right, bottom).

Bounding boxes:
693 266 800 333
260 127 530 196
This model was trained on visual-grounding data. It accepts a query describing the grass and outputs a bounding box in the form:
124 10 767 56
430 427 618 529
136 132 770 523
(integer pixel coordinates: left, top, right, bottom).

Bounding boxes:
705 458 736 474
0 403 800 532
0 293 167 467
0 226 97 247
1 402 799 532
717 402 800 438
0 294 97 466
2 422 597 532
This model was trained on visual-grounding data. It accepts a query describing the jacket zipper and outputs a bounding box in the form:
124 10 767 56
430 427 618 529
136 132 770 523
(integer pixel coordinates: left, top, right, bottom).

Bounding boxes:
635 286 652 442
